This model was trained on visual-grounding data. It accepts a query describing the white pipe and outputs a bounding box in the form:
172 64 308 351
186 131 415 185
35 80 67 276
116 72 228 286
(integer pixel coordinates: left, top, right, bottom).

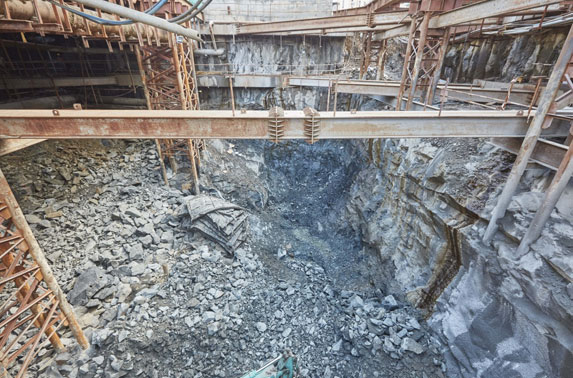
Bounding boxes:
194 48 226 56
73 0 202 41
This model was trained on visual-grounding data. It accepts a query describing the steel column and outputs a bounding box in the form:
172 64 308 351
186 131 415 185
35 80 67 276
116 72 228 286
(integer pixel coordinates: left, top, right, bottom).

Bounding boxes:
406 12 431 110
396 19 418 110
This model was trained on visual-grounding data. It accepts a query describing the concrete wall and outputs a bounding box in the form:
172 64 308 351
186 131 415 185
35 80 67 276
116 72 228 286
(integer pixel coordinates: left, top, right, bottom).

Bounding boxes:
203 0 333 22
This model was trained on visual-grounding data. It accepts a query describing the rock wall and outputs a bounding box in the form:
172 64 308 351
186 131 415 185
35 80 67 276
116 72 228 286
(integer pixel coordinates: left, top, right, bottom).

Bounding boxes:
443 28 568 82
196 35 346 109
346 138 573 377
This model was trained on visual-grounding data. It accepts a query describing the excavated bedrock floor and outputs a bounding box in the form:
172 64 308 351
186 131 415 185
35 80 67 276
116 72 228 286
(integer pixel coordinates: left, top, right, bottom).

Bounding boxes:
1 139 446 377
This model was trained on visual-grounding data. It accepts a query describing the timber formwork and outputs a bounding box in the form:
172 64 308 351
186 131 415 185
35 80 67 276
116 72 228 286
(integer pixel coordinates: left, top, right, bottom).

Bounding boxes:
0 170 88 378
136 35 201 192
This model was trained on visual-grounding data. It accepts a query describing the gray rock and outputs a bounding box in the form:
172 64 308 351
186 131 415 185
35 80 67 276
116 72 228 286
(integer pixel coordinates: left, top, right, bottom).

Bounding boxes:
68 267 110 306
161 230 174 243
139 222 156 236
382 295 398 310
207 322 220 335
349 294 364 309
255 322 267 332
567 283 573 300
332 339 342 353
401 337 424 354
202 311 216 323
118 330 129 343
25 214 43 224
92 356 105 366
125 208 142 218
383 336 396 353
201 250 221 263
130 262 146 276
127 243 144 260
79 364 90 374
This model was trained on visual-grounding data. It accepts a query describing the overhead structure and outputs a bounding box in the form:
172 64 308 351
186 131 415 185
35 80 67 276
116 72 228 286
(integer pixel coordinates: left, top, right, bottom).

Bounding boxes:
0 109 570 139
0 0 204 47
381 0 563 39
135 34 202 192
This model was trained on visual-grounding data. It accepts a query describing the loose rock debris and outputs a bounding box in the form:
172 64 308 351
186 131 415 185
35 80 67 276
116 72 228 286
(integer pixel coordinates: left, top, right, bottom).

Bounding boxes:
0 140 446 377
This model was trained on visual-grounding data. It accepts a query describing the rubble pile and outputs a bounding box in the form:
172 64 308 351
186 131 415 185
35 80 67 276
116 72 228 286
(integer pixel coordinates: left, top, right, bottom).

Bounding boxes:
0 139 445 377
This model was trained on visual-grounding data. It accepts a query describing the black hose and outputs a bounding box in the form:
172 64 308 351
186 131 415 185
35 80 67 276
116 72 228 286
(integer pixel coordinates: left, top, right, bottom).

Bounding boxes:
169 0 204 23
177 0 213 24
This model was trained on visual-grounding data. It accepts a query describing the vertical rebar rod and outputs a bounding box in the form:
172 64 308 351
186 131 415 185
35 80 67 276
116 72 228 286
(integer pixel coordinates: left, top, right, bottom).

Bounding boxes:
483 24 573 243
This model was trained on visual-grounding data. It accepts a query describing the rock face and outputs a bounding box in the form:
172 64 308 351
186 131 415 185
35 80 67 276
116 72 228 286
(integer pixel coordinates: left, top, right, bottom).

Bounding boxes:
346 138 573 377
195 35 346 110
443 27 568 82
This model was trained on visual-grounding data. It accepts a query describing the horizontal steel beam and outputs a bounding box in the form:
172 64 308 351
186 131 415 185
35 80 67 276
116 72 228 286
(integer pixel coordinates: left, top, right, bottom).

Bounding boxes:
286 77 536 104
382 0 561 39
237 11 409 34
490 137 568 171
0 109 570 139
334 0 401 16
0 75 142 90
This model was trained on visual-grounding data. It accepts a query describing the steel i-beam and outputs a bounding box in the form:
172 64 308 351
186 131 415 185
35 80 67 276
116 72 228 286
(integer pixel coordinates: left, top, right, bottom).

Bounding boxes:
0 109 570 139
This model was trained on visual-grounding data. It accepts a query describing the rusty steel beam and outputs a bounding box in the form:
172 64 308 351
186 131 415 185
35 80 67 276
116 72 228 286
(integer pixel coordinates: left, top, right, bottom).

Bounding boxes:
237 11 409 34
334 0 403 16
285 77 537 105
0 77 118 90
381 0 561 39
0 109 570 139
490 137 567 171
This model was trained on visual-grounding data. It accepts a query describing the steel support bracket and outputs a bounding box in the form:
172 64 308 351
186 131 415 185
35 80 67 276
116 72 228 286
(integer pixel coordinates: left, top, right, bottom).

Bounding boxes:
303 107 320 144
268 106 285 143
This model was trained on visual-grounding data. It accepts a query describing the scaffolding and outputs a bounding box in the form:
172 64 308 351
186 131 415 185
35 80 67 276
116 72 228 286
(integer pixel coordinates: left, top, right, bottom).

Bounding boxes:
0 170 88 378
135 34 202 193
